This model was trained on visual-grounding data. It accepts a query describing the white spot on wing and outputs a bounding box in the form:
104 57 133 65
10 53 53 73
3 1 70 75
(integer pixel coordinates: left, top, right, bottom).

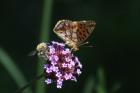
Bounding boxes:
72 32 77 38
66 30 71 36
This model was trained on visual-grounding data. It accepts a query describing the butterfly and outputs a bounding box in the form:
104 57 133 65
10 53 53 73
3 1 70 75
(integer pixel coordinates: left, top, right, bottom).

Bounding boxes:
53 20 96 51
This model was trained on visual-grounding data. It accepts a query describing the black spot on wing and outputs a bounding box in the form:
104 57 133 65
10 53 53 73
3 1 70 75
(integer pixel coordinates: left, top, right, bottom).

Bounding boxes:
82 32 87 38
85 28 90 34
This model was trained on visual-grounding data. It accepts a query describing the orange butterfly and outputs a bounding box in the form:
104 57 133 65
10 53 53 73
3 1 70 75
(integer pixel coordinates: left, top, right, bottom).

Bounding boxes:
53 20 96 51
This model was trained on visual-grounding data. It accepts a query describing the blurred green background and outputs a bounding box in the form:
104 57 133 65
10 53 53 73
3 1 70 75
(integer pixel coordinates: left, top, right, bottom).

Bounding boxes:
1 0 139 93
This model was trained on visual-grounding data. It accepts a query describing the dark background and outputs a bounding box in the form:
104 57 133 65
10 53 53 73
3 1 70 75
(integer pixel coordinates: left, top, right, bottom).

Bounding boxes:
1 0 140 93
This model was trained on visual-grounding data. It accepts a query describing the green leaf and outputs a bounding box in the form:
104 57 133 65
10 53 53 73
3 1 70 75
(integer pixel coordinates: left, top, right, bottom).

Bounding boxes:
0 48 33 93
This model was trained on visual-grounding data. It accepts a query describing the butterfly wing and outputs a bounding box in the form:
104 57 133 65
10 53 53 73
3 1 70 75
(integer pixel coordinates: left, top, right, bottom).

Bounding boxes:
74 20 96 45
53 20 77 44
53 20 96 50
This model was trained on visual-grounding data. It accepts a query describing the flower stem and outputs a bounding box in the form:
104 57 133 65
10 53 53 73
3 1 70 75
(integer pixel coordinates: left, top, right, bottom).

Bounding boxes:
15 73 44 93
36 0 53 92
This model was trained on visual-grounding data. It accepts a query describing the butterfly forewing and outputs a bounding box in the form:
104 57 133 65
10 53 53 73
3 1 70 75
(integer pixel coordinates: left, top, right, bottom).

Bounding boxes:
53 20 72 42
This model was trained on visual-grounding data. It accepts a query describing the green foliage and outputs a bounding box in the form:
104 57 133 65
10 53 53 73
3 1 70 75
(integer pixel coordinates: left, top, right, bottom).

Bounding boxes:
0 48 33 93
111 83 122 93
97 67 106 93
36 0 54 93
83 76 95 93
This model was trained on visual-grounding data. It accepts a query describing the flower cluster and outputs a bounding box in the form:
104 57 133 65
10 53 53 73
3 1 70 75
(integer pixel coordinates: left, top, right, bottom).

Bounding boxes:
42 41 82 88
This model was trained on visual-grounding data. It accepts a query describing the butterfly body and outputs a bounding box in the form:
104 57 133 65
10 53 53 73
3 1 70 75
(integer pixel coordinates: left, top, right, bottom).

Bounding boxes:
53 20 96 51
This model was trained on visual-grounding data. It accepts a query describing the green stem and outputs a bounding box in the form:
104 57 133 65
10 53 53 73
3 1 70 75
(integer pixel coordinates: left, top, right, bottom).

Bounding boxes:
97 67 106 93
36 0 53 93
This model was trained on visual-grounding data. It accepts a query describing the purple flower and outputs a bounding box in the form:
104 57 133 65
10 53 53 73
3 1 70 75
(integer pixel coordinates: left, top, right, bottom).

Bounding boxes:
76 69 82 75
64 73 72 80
45 79 52 84
50 66 59 72
62 63 67 67
56 72 62 78
48 46 55 54
40 41 82 88
57 83 62 88
49 55 59 64
46 67 52 73
56 78 63 88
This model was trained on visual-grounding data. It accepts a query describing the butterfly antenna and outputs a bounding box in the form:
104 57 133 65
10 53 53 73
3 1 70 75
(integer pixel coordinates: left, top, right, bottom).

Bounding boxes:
79 41 89 46
80 42 96 48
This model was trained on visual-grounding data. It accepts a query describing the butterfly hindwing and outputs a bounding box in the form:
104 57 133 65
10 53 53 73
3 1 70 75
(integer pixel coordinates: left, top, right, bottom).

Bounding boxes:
75 20 96 44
